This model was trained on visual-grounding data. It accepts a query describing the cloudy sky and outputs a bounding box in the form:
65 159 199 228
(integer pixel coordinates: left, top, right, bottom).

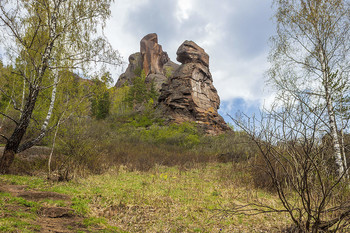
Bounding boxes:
105 0 276 119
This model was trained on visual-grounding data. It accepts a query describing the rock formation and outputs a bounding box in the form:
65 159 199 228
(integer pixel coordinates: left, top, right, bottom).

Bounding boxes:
115 34 230 135
140 33 169 76
116 33 177 92
115 52 142 88
158 41 230 135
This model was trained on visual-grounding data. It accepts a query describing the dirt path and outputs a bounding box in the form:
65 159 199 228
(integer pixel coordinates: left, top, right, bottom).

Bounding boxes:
0 184 92 233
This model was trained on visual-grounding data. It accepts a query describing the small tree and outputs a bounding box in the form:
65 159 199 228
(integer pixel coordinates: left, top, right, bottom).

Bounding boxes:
124 70 159 110
91 72 113 120
269 0 350 178
232 97 350 231
0 0 121 173
228 1 350 231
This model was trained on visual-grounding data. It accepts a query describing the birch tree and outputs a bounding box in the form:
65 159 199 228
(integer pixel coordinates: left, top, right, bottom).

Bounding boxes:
269 0 350 178
0 0 121 174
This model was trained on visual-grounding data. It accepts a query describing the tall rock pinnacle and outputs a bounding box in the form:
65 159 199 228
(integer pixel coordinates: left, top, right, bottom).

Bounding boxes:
140 33 169 76
115 34 230 135
158 41 230 135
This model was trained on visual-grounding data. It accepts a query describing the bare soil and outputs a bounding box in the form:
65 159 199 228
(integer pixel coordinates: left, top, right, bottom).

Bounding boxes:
0 184 93 233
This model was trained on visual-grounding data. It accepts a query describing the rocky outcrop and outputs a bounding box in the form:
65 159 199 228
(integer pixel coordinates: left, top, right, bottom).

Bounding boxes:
140 33 169 76
115 33 174 92
114 34 230 135
115 52 142 88
176 41 209 67
158 41 230 135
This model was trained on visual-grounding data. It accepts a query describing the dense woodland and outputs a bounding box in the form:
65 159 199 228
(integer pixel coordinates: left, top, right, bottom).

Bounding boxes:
0 0 350 232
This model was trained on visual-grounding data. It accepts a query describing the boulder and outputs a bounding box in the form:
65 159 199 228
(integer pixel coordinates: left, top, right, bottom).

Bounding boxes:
176 40 209 67
140 33 169 76
159 41 230 135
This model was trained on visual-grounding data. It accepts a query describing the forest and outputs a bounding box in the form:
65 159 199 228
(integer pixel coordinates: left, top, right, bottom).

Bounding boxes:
0 0 350 232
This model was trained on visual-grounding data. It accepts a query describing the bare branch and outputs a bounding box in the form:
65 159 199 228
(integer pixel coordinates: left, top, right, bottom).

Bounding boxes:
0 111 18 125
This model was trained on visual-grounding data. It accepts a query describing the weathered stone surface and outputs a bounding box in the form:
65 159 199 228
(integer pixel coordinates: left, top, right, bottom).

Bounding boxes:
145 74 168 93
140 33 169 76
114 34 229 134
164 60 180 77
115 34 174 92
176 40 209 67
159 41 230 135
115 53 142 88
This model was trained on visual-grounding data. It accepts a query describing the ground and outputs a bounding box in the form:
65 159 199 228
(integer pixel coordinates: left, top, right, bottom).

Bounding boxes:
0 163 291 232
0 184 99 232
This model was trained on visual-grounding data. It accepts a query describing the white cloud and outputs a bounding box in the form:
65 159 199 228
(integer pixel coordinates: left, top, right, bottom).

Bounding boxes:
175 0 194 23
106 0 276 114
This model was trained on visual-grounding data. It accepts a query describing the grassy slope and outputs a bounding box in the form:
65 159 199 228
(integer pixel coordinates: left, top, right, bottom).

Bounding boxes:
0 163 291 232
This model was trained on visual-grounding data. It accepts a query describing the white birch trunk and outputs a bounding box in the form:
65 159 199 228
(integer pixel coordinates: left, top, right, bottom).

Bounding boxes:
21 79 26 113
41 73 58 133
319 49 345 177
340 128 348 179
48 113 61 178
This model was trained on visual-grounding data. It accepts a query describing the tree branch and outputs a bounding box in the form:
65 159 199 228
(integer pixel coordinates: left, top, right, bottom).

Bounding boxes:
0 133 8 142
0 111 18 125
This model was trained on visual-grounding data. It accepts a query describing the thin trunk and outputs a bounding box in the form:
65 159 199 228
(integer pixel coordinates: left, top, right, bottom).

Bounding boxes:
319 49 344 177
340 128 348 178
0 88 39 174
48 114 61 179
0 40 53 173
20 78 26 116
339 92 349 179
18 72 59 153
326 98 344 176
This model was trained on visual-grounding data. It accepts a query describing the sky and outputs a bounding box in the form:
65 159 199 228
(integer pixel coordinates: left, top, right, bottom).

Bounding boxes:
0 0 276 121
105 0 276 120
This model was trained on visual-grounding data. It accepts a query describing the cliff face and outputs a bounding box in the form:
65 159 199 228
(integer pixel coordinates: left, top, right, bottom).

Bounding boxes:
158 41 230 135
115 33 230 135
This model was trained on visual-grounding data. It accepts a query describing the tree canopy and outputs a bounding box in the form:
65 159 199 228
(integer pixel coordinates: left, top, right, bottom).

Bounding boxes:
0 0 121 173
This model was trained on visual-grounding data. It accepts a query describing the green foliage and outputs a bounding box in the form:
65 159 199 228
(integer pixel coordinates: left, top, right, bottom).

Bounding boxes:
0 191 40 232
165 66 174 78
133 66 143 77
0 0 121 173
138 122 201 148
124 70 158 109
91 91 110 120
71 196 90 216
109 85 131 116
90 73 113 120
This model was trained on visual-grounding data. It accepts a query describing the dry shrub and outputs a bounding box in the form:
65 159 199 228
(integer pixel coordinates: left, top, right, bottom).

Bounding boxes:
250 154 281 190
9 157 47 176
102 142 214 172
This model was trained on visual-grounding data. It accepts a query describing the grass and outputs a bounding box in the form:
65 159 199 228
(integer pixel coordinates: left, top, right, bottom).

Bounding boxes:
0 162 291 232
0 192 40 232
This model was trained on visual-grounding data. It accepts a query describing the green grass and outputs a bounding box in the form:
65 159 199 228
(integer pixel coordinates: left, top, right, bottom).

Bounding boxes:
0 192 40 233
0 163 291 232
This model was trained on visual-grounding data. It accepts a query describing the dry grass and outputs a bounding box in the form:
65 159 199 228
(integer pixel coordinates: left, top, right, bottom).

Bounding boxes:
1 162 291 232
